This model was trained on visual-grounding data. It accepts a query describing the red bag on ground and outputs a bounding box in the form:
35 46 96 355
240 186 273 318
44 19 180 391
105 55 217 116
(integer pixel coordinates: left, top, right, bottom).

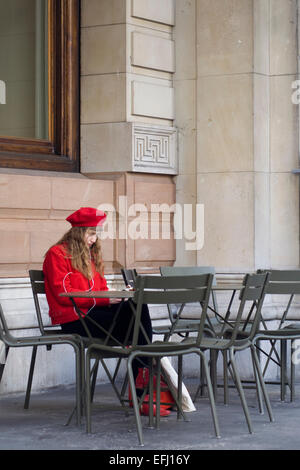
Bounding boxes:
129 368 175 416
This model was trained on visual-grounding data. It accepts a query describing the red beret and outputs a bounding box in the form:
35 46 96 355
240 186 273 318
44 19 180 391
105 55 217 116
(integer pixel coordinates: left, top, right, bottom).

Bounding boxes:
66 207 107 227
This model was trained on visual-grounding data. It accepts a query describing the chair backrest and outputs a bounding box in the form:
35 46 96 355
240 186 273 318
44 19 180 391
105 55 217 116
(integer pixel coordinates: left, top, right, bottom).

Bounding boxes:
227 272 270 344
29 270 47 335
262 270 300 295
132 274 214 347
160 266 217 284
160 266 218 320
257 269 300 324
121 268 138 289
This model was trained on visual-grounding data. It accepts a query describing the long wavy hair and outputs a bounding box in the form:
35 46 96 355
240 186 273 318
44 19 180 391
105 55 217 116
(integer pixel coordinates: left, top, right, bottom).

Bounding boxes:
50 227 104 279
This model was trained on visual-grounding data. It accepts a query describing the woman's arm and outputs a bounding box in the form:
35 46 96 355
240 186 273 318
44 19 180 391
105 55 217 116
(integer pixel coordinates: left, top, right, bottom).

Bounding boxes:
43 247 109 308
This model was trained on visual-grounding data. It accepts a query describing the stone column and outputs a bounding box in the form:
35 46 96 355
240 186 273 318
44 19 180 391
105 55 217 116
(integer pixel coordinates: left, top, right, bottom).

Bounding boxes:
173 0 198 266
254 0 299 269
195 0 254 273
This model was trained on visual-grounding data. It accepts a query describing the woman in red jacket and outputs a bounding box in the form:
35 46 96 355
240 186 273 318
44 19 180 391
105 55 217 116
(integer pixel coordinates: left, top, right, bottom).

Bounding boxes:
43 207 153 399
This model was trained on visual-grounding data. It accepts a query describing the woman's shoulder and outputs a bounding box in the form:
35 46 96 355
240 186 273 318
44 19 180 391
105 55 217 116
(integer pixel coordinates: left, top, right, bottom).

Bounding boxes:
45 243 68 258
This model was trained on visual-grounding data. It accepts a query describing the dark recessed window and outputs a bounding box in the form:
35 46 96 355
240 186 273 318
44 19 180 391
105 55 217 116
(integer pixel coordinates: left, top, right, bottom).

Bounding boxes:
0 0 80 172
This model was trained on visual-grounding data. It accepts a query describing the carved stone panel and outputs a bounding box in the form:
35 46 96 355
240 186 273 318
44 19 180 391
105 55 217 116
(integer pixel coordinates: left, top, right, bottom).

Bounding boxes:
132 124 177 174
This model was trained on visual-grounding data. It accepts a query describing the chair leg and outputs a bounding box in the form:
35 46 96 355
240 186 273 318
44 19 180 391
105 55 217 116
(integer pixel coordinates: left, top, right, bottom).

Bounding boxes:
210 350 218 399
280 340 287 401
65 343 83 427
128 355 144 446
200 355 205 396
75 345 82 426
177 355 183 421
291 339 295 402
198 350 220 438
251 345 274 423
155 358 161 429
251 347 264 414
193 355 206 401
24 345 37 409
0 346 8 385
148 359 154 428
85 350 92 434
229 348 253 434
223 350 229 405
90 358 99 403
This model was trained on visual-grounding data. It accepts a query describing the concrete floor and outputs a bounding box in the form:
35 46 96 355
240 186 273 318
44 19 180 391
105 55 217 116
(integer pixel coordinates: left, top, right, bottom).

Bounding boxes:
0 378 299 451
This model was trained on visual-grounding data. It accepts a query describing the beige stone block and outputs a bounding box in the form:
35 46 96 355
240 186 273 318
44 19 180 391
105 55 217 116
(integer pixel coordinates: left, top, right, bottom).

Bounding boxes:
81 25 126 75
177 127 196 175
174 79 196 129
51 178 114 211
131 0 175 26
0 208 49 220
0 227 30 263
0 263 30 278
132 81 174 119
174 0 196 80
254 0 297 75
81 0 126 27
0 218 27 231
254 74 270 172
197 0 253 76
134 181 175 209
174 79 196 174
30 231 61 263
175 174 197 206
27 219 69 262
197 74 253 172
197 173 254 271
101 238 114 262
270 173 299 267
270 75 298 172
253 0 270 74
254 172 271 269
135 238 175 261
81 74 126 124
175 238 197 266
270 0 297 75
0 174 51 209
81 122 132 173
131 32 174 72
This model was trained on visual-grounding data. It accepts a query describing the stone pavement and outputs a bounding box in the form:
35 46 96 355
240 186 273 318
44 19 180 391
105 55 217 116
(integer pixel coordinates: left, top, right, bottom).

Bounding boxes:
0 378 299 452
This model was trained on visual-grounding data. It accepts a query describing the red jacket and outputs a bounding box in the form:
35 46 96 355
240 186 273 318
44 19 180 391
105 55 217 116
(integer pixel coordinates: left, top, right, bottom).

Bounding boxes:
43 244 109 325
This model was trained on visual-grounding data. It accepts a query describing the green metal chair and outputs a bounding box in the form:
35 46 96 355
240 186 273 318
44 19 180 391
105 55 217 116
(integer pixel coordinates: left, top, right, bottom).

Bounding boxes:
121 266 219 398
121 266 219 338
158 266 223 399
28 270 90 421
158 266 220 339
200 272 274 434
0 302 83 425
85 273 220 446
254 269 300 403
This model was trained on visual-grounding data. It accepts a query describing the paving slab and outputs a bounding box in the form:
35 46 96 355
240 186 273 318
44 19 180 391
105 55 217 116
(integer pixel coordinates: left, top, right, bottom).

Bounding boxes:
0 379 299 452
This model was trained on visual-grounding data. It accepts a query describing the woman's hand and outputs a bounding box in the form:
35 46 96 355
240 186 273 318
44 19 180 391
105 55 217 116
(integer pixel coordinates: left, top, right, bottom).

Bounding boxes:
109 297 122 304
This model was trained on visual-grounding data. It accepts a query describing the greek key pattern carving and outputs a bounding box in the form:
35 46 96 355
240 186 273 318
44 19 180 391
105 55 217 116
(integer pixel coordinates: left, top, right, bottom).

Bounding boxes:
135 134 169 164
133 125 177 174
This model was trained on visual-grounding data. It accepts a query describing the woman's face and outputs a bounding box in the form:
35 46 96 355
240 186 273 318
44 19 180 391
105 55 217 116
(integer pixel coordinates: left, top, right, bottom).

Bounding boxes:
84 228 97 248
